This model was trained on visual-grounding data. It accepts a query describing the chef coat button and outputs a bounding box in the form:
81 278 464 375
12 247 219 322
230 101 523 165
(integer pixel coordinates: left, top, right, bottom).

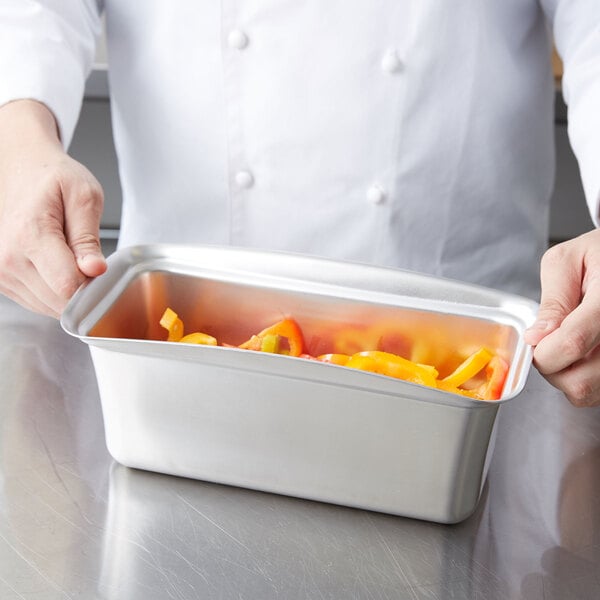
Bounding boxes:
235 170 254 189
381 49 403 74
367 185 386 205
228 29 249 50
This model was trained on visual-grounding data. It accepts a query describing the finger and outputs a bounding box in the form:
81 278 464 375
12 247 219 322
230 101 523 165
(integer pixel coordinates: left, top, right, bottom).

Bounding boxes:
524 243 582 346
28 233 87 303
533 277 600 374
62 178 107 278
0 250 61 315
543 345 600 408
0 274 59 318
76 253 107 278
18 258 69 315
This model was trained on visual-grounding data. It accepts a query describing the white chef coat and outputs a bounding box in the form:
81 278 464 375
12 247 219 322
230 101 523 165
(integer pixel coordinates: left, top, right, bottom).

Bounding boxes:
1 1 599 299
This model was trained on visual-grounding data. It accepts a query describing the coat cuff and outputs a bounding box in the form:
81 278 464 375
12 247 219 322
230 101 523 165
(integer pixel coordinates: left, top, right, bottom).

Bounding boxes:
0 5 98 148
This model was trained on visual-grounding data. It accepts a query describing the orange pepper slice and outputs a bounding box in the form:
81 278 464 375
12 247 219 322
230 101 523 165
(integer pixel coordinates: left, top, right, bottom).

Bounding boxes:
239 318 305 357
159 307 184 341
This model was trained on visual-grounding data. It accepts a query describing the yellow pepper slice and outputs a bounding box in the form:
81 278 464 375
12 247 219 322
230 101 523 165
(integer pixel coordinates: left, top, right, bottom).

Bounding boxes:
159 307 184 341
260 334 283 354
180 332 218 346
349 351 439 387
345 354 379 372
440 347 493 388
317 353 350 366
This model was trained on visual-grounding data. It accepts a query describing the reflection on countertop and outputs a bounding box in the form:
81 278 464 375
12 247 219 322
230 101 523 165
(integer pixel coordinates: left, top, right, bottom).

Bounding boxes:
1 295 600 599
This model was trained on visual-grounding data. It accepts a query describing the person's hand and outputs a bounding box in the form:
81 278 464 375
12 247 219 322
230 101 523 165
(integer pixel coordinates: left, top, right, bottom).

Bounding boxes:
525 228 600 407
0 100 107 318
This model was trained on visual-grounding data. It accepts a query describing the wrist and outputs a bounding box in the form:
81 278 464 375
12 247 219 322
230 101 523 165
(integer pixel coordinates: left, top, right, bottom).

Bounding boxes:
0 99 62 149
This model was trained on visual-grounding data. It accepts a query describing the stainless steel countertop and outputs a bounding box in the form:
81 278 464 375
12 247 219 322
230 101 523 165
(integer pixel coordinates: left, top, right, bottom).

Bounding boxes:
1 294 600 600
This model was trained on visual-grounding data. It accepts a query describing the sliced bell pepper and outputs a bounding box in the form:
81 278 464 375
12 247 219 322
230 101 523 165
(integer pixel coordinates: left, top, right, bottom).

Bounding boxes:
317 353 350 366
438 351 508 401
239 318 305 357
239 335 262 351
349 351 439 387
179 332 218 346
159 307 184 341
158 306 509 401
440 347 493 388
482 356 509 400
260 334 282 354
345 354 379 372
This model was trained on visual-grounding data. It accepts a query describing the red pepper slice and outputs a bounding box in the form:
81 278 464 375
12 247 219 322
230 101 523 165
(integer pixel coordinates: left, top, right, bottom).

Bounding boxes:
482 356 509 400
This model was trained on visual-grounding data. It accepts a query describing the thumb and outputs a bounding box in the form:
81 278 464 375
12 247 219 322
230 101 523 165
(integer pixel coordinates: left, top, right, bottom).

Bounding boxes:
76 252 108 278
524 244 581 346
63 178 107 279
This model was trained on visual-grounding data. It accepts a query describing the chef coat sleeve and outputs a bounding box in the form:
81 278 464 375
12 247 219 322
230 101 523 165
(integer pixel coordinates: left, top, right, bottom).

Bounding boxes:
542 0 600 227
0 0 102 148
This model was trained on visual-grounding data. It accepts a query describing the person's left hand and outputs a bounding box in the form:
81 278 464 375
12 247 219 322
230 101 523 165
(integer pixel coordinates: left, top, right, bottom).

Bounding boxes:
524 228 600 407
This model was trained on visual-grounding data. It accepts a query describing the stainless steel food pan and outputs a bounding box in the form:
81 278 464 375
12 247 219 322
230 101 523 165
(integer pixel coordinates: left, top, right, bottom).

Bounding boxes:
61 244 538 523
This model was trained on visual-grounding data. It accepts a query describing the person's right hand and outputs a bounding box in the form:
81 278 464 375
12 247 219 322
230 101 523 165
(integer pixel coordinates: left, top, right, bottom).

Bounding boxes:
0 100 107 318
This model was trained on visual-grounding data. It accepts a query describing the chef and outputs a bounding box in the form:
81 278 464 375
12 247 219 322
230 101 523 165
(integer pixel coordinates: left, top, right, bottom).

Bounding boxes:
0 1 599 406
